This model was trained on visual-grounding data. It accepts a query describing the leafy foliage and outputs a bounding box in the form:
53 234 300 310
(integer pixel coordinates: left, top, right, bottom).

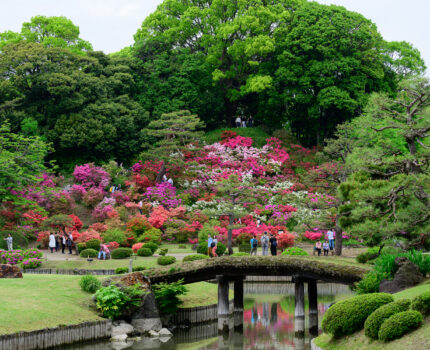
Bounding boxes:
79 275 102 293
410 291 430 316
157 256 176 266
281 247 309 256
79 249 98 258
152 279 188 315
111 248 133 259
183 254 210 262
137 248 152 257
378 310 423 341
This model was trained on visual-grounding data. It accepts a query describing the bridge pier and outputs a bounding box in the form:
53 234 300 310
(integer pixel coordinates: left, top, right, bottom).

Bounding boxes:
233 277 244 330
308 279 318 335
217 275 230 334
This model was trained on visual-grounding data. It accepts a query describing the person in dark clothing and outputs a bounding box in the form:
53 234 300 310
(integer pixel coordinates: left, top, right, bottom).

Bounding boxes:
67 233 74 254
61 234 66 254
269 234 277 256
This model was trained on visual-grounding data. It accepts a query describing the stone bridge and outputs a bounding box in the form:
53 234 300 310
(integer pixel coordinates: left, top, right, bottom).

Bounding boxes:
145 256 367 333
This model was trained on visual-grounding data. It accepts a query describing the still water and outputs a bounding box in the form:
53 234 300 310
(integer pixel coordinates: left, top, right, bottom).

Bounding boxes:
65 283 352 350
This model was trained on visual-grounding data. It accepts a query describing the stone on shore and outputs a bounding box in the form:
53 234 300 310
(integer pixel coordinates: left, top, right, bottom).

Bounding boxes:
158 328 173 337
111 322 134 337
0 264 23 278
379 257 423 294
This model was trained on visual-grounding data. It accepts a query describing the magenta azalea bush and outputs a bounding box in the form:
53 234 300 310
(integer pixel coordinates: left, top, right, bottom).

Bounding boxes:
73 163 110 190
21 258 42 269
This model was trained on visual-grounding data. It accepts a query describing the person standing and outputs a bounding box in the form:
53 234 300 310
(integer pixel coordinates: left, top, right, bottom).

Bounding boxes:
269 234 277 256
61 234 66 254
207 234 213 257
242 119 247 128
54 232 60 252
248 116 254 127
138 200 143 215
4 234 13 251
327 229 335 255
235 116 241 128
323 240 329 256
250 235 258 256
98 244 109 260
315 240 322 256
261 232 269 256
49 232 56 253
212 236 218 257
67 233 74 254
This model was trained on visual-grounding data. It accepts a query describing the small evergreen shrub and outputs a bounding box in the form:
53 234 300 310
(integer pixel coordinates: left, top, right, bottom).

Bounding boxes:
216 242 226 256
115 267 128 274
364 299 411 339
111 248 133 259
321 293 394 337
85 239 101 251
137 248 153 257
281 247 309 256
197 243 208 255
157 256 176 265
231 252 249 257
133 266 146 272
411 291 430 316
238 243 251 253
378 310 423 341
79 248 98 258
158 248 168 256
178 244 187 249
355 271 386 294
183 254 210 262
77 243 86 252
142 242 158 254
79 275 102 293
153 279 187 315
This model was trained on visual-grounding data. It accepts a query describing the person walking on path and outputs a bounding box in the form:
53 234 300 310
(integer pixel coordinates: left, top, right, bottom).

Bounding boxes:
235 116 241 128
315 240 322 256
327 229 335 255
67 233 74 254
250 235 258 256
54 232 60 252
98 244 110 260
61 234 66 254
269 234 277 256
4 234 13 251
323 240 329 256
212 236 218 257
207 234 213 257
261 232 269 256
49 232 56 253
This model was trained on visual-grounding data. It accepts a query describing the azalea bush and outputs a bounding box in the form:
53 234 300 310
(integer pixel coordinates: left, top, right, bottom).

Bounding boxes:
1 250 24 265
21 257 42 269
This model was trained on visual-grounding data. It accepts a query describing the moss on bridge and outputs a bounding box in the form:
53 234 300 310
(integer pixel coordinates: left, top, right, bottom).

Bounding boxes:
145 256 369 285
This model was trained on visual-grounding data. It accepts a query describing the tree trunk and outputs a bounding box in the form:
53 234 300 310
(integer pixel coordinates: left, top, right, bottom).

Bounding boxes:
228 214 234 255
155 162 166 183
225 98 238 128
335 214 342 256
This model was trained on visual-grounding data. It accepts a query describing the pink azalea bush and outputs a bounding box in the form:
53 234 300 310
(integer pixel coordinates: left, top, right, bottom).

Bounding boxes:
73 163 110 190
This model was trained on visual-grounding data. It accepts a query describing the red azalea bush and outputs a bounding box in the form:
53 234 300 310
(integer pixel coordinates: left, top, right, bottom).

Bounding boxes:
69 214 83 230
89 222 108 233
83 188 105 207
126 215 152 236
112 191 130 205
148 206 170 228
70 184 87 201
304 231 323 241
132 243 144 253
277 232 295 250
223 136 253 148
75 230 102 243
106 241 120 250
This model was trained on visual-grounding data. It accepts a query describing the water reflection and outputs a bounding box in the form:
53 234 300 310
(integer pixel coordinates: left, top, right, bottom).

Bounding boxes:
64 283 352 350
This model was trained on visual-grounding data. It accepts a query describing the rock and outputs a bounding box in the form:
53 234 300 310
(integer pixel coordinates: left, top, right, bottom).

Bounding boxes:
131 290 162 333
148 330 159 337
112 322 134 337
131 317 162 333
0 264 23 278
103 272 151 289
111 334 128 342
158 328 173 337
379 257 423 294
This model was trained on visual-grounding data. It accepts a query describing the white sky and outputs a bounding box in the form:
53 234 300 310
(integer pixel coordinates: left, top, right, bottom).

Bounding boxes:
0 0 428 72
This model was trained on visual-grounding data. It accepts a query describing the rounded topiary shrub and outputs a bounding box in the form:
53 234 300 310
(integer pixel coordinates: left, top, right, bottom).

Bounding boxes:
85 239 101 251
115 267 128 274
231 252 249 257
111 247 133 259
79 275 102 293
197 243 208 255
378 310 423 341
364 299 411 339
157 256 176 265
77 243 86 252
281 247 309 256
137 248 153 257
411 291 430 316
142 242 158 254
216 242 227 256
79 248 98 258
321 293 394 337
238 244 251 253
183 254 210 262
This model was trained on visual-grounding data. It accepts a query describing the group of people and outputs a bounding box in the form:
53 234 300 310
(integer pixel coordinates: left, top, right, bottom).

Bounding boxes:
48 232 74 254
234 116 254 128
207 234 219 257
314 229 335 256
250 231 278 256
108 184 122 194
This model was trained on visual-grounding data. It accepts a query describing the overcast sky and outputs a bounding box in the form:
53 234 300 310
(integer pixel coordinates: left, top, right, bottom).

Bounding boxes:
0 0 428 72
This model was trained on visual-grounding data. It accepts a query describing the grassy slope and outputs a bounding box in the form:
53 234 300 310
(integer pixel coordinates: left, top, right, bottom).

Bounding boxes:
314 282 430 350
203 127 270 147
0 275 103 334
179 282 233 308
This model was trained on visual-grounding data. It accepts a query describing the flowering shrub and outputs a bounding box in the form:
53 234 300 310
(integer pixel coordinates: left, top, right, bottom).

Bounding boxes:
304 231 323 241
23 249 43 259
70 184 87 201
106 241 120 250
89 222 108 233
69 214 83 230
277 232 295 250
132 243 144 253
112 191 130 205
223 136 253 148
83 188 105 207
148 206 170 228
126 216 152 236
75 230 102 243
21 258 42 269
145 183 181 209
1 250 24 265
73 163 111 190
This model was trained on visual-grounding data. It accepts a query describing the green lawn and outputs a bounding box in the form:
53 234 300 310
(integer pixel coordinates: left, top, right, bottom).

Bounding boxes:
0 275 103 335
314 282 430 350
179 282 233 308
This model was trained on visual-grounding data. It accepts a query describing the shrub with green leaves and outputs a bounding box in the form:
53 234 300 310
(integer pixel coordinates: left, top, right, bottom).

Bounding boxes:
79 248 98 258
102 229 126 244
158 248 168 256
77 243 86 252
196 243 208 255
153 279 188 315
216 242 226 256
79 275 102 293
178 244 187 249
238 244 251 253
85 239 101 251
137 247 153 257
157 256 176 265
133 266 146 272
411 291 430 316
321 293 394 337
115 267 128 274
364 299 411 339
142 242 158 254
355 271 387 294
281 247 309 256
231 252 249 257
400 250 430 277
378 310 423 341
183 254 210 262
111 248 133 259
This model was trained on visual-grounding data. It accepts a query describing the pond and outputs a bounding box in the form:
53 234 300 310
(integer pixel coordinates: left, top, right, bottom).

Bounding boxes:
65 283 353 350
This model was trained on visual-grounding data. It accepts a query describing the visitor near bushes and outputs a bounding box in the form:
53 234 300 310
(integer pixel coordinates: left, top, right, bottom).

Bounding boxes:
212 235 218 257
327 229 335 255
315 240 322 256
61 234 67 254
67 233 74 254
98 244 110 260
208 234 213 257
323 240 329 256
261 231 269 256
250 235 258 256
4 234 13 251
49 232 56 253
270 233 277 256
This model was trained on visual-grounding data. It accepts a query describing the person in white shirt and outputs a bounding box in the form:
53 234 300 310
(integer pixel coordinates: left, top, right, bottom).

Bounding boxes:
48 232 56 254
235 116 241 128
327 229 335 255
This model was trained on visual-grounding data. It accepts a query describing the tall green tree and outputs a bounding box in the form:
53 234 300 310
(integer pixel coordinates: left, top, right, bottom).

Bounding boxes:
0 15 92 54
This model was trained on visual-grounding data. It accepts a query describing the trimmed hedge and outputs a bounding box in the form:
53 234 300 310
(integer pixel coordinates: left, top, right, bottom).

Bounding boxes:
231 252 249 257
281 247 309 256
85 239 101 251
216 242 227 256
79 248 98 258
364 299 411 339
378 310 423 341
238 244 251 253
157 256 176 265
321 293 394 337
411 291 430 316
183 254 210 262
115 267 128 274
111 247 133 259
77 243 86 252
197 243 208 255
137 248 153 257
142 242 158 254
